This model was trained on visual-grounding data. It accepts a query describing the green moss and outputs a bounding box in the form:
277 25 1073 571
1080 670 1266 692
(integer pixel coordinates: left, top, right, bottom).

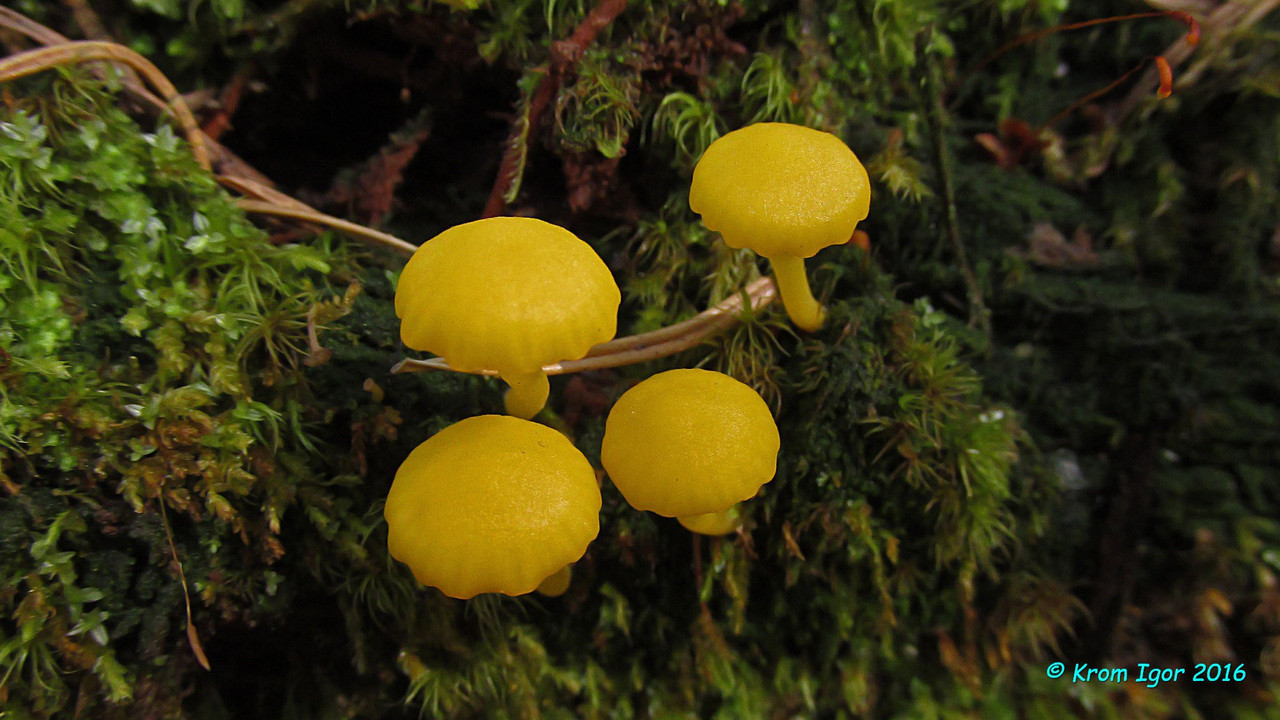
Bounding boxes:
5 1 1280 717
0 72 372 717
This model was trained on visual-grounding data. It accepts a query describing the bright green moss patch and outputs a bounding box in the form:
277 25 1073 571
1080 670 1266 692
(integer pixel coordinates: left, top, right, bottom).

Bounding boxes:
0 73 371 717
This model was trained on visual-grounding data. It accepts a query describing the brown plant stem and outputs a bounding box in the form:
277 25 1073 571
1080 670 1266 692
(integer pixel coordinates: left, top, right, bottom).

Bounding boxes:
1039 57 1160 132
62 0 110 41
0 8 271 188
391 277 777 377
483 68 554 217
235 199 420 257
217 174 314 212
0 40 209 169
158 496 212 671
0 6 73 51
588 276 773 354
964 11 1197 84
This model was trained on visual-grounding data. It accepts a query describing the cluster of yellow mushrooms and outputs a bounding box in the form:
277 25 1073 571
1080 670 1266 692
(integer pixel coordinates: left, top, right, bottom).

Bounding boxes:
383 123 871 599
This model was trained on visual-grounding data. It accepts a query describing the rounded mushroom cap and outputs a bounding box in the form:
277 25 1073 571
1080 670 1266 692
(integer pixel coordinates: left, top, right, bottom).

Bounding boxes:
394 217 620 374
385 415 601 599
689 123 870 259
601 369 780 518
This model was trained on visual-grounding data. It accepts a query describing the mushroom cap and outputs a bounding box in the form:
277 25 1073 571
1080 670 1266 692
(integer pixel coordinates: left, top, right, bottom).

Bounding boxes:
385 415 601 599
678 507 740 536
689 123 870 259
601 369 780 518
394 217 620 374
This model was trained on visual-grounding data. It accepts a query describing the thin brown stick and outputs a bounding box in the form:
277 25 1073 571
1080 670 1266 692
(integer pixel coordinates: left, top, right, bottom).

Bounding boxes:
1040 59 1153 131
208 143 279 189
0 9 273 188
391 278 777 376
218 174 314 212
0 6 68 47
62 0 111 41
0 7 781 382
558 0 630 55
924 33 989 337
0 6 156 107
585 276 773 355
236 199 419 257
0 41 209 169
483 68 554 217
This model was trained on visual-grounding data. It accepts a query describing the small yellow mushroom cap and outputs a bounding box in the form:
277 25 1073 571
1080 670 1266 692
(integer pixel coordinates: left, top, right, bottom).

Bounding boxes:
689 123 871 259
384 415 601 599
394 217 621 375
601 369 780 518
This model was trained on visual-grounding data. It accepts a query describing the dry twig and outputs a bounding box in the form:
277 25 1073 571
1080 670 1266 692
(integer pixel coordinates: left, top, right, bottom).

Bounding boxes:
235 199 420 257
391 277 777 376
0 40 209 168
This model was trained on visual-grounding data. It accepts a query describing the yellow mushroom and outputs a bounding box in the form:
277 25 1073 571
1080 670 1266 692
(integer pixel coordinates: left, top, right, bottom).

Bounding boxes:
394 217 621 418
534 565 574 597
384 415 601 599
689 122 870 332
677 505 741 536
600 369 780 536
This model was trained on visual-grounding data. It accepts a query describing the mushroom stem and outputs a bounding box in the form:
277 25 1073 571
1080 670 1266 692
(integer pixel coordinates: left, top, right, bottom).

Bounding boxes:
769 255 825 332
501 369 550 419
678 506 740 536
536 565 573 597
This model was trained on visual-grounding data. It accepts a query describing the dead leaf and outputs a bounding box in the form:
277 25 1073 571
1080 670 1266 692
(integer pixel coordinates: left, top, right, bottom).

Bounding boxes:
187 621 212 671
1009 222 1101 270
